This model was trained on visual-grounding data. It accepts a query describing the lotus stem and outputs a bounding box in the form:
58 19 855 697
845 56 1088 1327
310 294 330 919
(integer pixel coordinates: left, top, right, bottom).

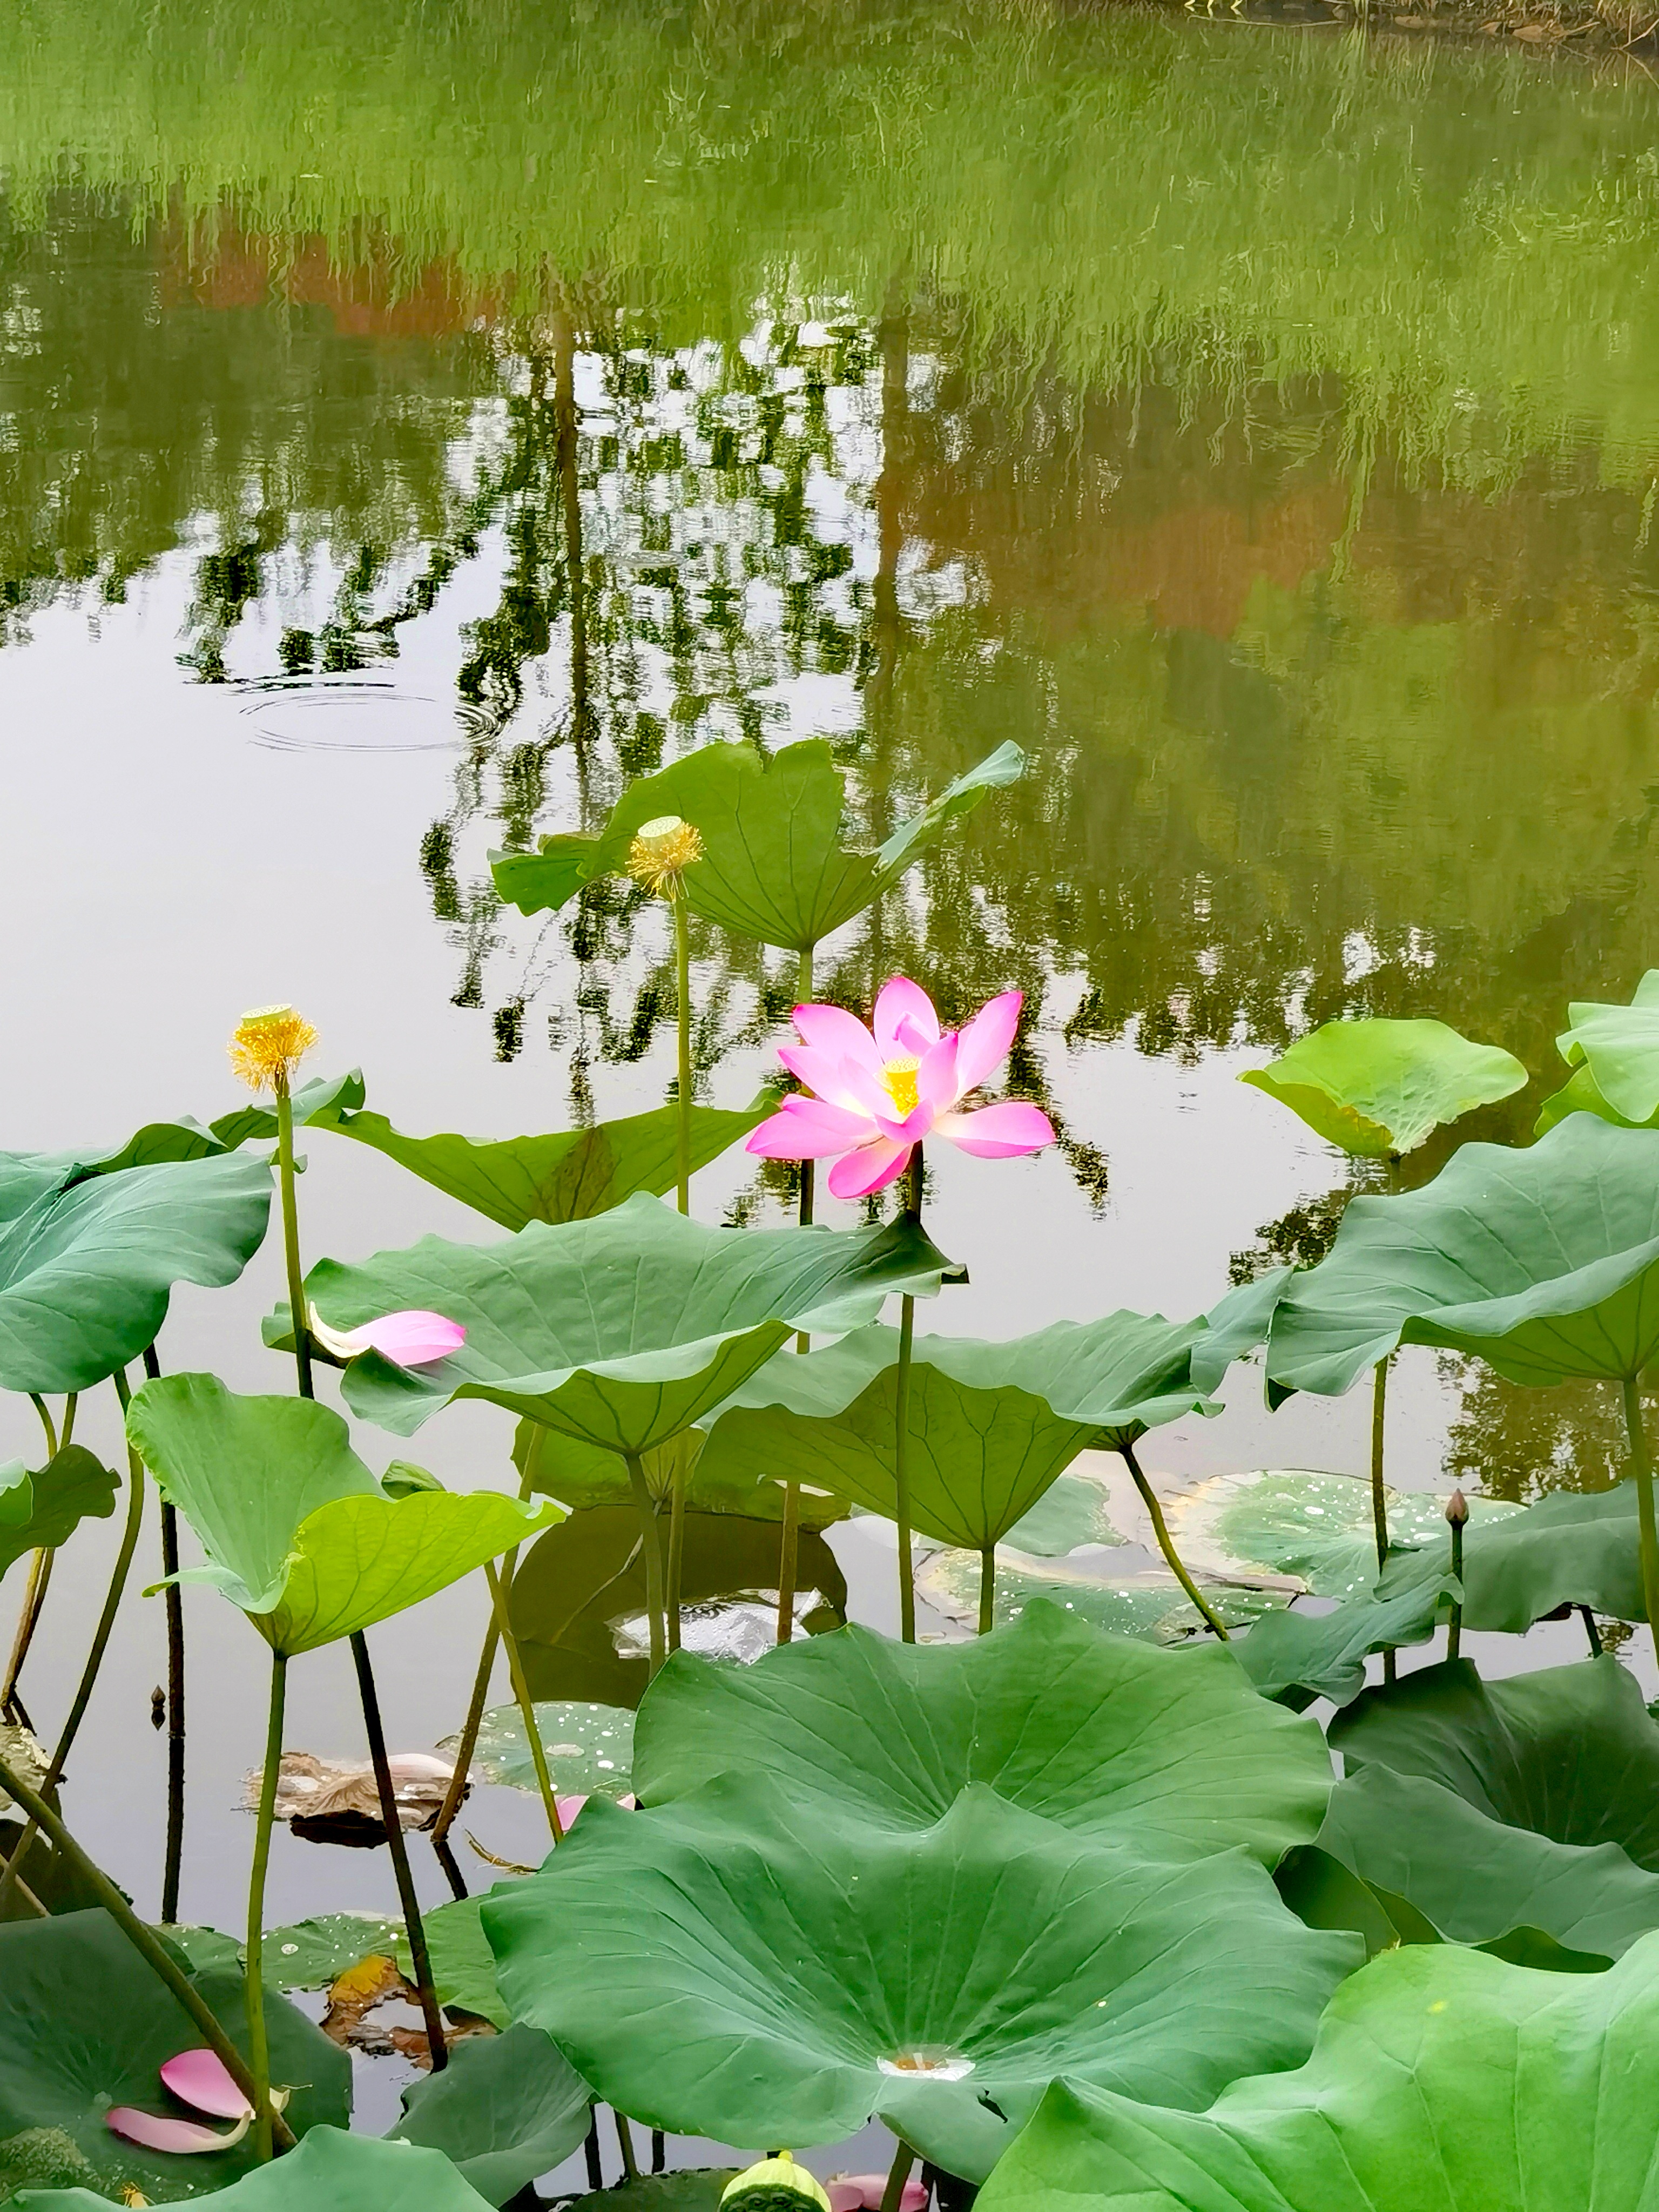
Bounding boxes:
275 1076 314 1400
246 1648 286 2161
59 1394 77 1449
432 1612 500 1876
893 1147 924 1645
1371 1353 1397 1684
484 1557 563 1844
1621 1376 1659 1649
1118 1440 1229 1640
28 1394 57 1460
666 1437 688 1655
1 1547 53 1724
979 1543 996 1635
674 891 692 1216
625 1452 667 1676
615 2112 639 2181
880 2139 916 2212
144 1343 187 1925
1445 1488 1466 1662
1582 1606 1602 1659
776 1481 801 1647
0 1745 292 2147
350 1628 449 2071
583 2116 604 2189
652 2128 666 2173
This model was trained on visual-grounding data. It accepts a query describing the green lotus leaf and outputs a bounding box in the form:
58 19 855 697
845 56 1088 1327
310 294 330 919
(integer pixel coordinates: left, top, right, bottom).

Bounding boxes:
207 1068 367 1152
1272 1840 1406 1963
1264 1114 1659 1398
444 1700 635 1799
12 2128 496 2211
127 1375 558 1656
484 1777 1359 2182
0 1449 119 1587
305 1195 960 1448
1190 1269 1295 1394
918 1547 1290 1645
1165 1468 1521 1603
0 1907 348 2203
509 1506 847 1707
518 1420 846 1527
0 1822 104 1924
1403 1482 1648 1630
1233 1549 1461 1709
1548 970 1659 1127
1001 1469 1123 1555
975 1933 1659 2212
698 1313 1215 1552
394 1893 510 2029
557 2177 738 2212
0 1154 272 1394
491 736 1024 953
13 1114 237 1185
1239 1016 1527 1158
635 1603 1331 1865
388 2023 590 2207
261 1913 406 1990
1535 1060 1645 1137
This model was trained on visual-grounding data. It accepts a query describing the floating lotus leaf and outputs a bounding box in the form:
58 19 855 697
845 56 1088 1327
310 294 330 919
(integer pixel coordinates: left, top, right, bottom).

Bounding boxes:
388 2023 590 2206
483 1778 1359 2182
305 1195 959 1448
446 1700 635 1799
917 1548 1290 1645
1533 971 1659 1135
0 1154 271 1394
0 1907 347 2203
1264 1115 1659 1397
261 1914 405 1991
557 2179 738 2212
509 1506 846 1708
518 1421 846 1527
0 1449 119 1586
128 1376 558 1657
975 1934 1659 2212
635 1603 1331 1865
1000 1469 1123 1555
12 2127 496 2211
1239 1017 1527 1158
491 737 1024 953
698 1314 1215 1552
1233 1549 1461 1710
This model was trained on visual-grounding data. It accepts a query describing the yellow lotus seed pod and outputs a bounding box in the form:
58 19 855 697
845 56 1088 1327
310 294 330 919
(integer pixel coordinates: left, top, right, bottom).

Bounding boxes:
720 2153 832 2212
228 1004 318 1094
626 814 705 900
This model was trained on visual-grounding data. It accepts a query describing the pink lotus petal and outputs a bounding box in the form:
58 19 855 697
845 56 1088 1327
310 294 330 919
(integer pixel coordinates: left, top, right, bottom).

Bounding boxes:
346 1311 465 1367
934 1100 1055 1159
159 2049 249 2121
107 2107 250 2154
747 1098 879 1161
915 1033 962 1116
953 989 1023 1093
827 1138 912 1200
792 1003 885 1081
778 1042 876 1115
556 1792 638 1832
828 2186 865 2212
873 977 940 1057
832 2179 927 2212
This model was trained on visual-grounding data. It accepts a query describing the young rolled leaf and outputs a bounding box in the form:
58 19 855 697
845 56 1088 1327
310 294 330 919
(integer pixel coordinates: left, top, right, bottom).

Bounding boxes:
0 1448 119 1584
387 2022 591 2207
298 1195 961 1448
633 1602 1331 1866
1264 1116 1659 1398
697 1312 1217 1551
518 1419 846 1526
482 1778 1359 2181
9 2127 500 2211
0 1154 271 1394
1239 1016 1526 1158
1535 970 1659 1135
0 1907 347 2203
127 1376 559 1657
974 1933 1659 2212
491 735 1024 953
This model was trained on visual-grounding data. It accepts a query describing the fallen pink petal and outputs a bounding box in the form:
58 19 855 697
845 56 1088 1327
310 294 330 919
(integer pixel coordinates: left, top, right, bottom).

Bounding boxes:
106 2106 251 2155
158 2048 249 2121
828 2177 928 2212
308 1306 466 1367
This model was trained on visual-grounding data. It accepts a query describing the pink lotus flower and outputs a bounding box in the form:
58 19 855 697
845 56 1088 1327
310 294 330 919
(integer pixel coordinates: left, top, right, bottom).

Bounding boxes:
829 2178 928 2212
747 976 1055 1199
107 2048 288 2155
309 1307 465 1367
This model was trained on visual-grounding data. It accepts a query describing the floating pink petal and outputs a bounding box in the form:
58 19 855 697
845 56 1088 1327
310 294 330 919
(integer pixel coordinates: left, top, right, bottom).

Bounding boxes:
828 2179 927 2212
158 2048 250 2121
347 1311 465 1367
107 2107 249 2154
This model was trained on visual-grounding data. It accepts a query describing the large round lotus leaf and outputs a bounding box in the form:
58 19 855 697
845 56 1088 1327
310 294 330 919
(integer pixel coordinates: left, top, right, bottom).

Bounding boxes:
447 1700 635 1799
518 1420 846 1527
12 2127 496 2211
491 736 1023 952
635 1603 1330 1865
0 1152 271 1394
299 1194 960 1447
975 1931 1659 2212
918 1547 1290 1646
1264 1115 1659 1397
388 2022 590 2206
698 1314 1216 1550
509 1506 846 1708
0 1907 348 2203
1233 1550 1461 1710
1239 1017 1526 1159
128 1375 558 1656
485 1780 1359 2181
0 1449 119 1587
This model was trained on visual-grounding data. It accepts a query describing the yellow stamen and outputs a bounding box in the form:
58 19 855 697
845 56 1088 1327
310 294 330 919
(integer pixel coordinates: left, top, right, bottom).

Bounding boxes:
882 1056 922 1116
228 1003 318 1094
625 814 704 901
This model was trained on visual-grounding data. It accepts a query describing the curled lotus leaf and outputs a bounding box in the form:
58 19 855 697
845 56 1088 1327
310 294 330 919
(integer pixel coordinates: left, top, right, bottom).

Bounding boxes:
1535 970 1659 1135
0 1449 119 1586
10 2126 497 2210
634 1602 1332 1866
300 1194 961 1449
387 2022 590 2207
1264 1115 1659 1398
1239 1016 1527 1158
490 736 1024 953
483 1777 1359 2181
0 1152 271 1394
697 1312 1216 1552
127 1375 558 1657
974 1933 1659 2212
1233 1549 1461 1711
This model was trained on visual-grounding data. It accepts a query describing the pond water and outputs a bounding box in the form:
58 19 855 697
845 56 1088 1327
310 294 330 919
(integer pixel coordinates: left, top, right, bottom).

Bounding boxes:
5 0 1659 2164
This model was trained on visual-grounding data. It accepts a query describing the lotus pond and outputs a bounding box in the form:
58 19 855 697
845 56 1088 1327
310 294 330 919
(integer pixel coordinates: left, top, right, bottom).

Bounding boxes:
10 3 1659 2209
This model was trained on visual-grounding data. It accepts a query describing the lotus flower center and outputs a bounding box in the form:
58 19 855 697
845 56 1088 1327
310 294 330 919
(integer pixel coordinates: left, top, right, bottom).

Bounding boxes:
881 1057 922 1115
876 2049 974 2081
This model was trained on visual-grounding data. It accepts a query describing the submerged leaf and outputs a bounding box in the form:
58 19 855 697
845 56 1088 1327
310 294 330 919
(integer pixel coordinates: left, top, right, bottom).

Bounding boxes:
917 1547 1289 1645
388 2023 590 2206
1239 1016 1526 1157
446 1701 635 1799
262 1914 406 1991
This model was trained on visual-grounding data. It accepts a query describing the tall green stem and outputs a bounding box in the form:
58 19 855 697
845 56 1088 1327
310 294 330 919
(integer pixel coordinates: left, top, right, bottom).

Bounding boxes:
0 1747 292 2147
1622 1375 1659 1649
431 1613 501 1871
1 1548 52 1723
625 1453 667 1676
145 1343 187 1925
351 1629 449 2071
1369 1356 1391 1572
1446 1516 1464 1663
28 1395 57 1460
1120 1439 1229 1640
776 944 814 1644
880 2139 916 2212
484 1558 563 1843
666 1439 687 1654
275 1078 313 1400
673 892 692 1216
245 1650 286 2161
979 1544 996 1635
893 1149 923 1643
59 1395 77 1449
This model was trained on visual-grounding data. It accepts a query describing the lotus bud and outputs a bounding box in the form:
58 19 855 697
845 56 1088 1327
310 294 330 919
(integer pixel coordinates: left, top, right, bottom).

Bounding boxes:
721 2154 832 2212
228 1003 317 1094
1445 1488 1468 1528
626 815 704 901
